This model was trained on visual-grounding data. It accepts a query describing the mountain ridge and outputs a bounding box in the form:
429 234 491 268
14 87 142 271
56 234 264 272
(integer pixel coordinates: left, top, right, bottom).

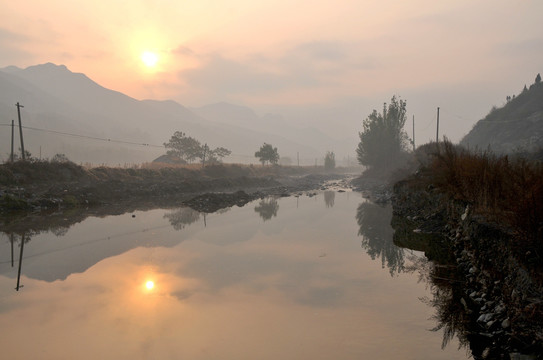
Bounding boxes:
0 63 344 165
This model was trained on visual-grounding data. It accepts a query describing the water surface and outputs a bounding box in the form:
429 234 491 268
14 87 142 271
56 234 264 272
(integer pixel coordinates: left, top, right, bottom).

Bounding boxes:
0 192 470 359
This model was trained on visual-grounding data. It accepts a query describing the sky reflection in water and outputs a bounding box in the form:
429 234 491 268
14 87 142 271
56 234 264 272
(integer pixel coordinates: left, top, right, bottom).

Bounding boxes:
0 192 469 359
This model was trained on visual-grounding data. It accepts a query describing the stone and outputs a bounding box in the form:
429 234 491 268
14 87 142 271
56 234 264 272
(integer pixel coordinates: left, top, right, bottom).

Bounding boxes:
501 318 511 329
460 297 469 311
477 313 493 323
461 205 470 221
486 320 495 328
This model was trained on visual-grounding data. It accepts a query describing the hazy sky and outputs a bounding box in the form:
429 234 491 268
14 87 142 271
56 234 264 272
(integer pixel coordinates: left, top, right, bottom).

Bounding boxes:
1 0 542 142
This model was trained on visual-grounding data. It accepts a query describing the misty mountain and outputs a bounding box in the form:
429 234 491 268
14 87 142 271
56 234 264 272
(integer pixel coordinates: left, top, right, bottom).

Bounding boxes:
460 79 543 153
0 63 345 165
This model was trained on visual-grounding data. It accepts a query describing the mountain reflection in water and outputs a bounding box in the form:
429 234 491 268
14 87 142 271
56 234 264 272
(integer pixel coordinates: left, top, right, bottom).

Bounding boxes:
0 193 469 360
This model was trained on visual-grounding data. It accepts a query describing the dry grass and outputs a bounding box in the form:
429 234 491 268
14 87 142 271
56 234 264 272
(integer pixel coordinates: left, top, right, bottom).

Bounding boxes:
422 140 543 260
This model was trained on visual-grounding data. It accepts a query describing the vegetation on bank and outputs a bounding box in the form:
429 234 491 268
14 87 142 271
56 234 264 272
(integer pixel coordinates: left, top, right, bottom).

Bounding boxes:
0 159 359 213
408 140 542 271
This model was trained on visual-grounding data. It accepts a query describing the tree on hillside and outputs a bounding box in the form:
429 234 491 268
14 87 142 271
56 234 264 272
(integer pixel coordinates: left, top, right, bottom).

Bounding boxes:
255 143 279 165
536 73 541 84
324 151 336 171
356 96 409 169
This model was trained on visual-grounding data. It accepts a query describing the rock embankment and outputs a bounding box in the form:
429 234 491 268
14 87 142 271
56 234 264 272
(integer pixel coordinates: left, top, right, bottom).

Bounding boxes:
392 178 542 360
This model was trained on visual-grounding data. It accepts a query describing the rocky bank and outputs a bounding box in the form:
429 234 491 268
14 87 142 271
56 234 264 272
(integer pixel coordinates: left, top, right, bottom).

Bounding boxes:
392 177 543 359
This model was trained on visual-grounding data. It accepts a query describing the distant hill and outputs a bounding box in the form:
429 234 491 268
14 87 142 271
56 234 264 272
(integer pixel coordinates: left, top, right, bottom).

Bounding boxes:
460 77 543 153
0 63 340 165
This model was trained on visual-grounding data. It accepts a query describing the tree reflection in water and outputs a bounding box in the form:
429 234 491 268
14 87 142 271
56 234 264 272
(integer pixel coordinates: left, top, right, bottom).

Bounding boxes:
356 200 490 357
394 217 485 358
324 191 335 208
404 256 471 352
254 198 279 221
163 208 201 230
356 201 404 275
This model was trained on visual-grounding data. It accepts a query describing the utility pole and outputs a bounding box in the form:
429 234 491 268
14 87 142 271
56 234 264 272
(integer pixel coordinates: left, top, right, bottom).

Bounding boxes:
297 152 299 167
16 102 25 160
16 233 25 291
436 107 440 143
412 115 416 151
202 143 207 168
10 233 14 267
11 120 15 162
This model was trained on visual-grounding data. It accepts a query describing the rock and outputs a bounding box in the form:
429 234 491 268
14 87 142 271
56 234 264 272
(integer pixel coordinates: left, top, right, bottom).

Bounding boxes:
461 205 470 221
486 320 495 328
509 353 538 360
501 318 511 329
477 313 493 323
461 297 469 311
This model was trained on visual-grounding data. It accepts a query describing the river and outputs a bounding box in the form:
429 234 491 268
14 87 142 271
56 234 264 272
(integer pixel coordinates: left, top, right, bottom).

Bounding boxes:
0 190 471 359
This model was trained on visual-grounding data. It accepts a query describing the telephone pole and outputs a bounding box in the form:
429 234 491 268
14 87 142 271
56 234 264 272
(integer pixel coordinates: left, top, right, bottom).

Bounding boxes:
436 107 440 143
16 233 26 291
412 115 415 151
16 102 25 160
202 143 208 168
11 120 15 162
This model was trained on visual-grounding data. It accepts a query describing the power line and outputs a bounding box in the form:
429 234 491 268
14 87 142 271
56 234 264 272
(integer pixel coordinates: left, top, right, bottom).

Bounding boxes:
2 124 165 148
440 108 477 123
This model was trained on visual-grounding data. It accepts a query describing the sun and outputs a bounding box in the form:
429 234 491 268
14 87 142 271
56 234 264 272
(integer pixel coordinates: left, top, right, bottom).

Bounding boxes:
145 280 155 290
141 51 159 67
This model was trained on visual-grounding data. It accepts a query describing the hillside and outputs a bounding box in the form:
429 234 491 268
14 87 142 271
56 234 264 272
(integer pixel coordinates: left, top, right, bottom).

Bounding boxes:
460 77 543 153
0 63 340 165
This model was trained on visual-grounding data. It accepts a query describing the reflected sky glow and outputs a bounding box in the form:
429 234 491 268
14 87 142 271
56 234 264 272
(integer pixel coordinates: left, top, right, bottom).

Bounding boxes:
0 193 469 359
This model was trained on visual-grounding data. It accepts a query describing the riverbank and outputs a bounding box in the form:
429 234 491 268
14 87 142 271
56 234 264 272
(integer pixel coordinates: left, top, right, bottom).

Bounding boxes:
0 160 354 217
389 142 543 359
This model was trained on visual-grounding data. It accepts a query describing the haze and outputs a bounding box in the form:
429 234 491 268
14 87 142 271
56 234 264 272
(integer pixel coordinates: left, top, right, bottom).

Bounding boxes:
1 0 543 162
